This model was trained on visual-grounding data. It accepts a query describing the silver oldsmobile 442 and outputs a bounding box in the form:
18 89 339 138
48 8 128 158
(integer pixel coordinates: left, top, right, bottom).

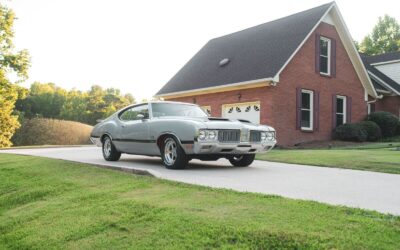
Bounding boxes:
90 101 276 169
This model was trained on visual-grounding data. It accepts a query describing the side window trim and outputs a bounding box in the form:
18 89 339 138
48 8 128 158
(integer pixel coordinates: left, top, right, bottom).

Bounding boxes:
319 36 331 75
300 89 314 131
118 104 149 121
335 95 347 126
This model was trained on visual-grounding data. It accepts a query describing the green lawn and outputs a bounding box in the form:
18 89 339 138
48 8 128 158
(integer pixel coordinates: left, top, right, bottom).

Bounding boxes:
257 144 400 174
1 154 400 249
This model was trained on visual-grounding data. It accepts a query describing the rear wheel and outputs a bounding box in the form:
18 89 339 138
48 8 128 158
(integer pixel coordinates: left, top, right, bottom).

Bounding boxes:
228 154 255 167
102 136 121 161
161 136 188 169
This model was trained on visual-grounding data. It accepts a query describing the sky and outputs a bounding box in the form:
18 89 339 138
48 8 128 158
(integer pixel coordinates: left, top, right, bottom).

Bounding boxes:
2 0 400 101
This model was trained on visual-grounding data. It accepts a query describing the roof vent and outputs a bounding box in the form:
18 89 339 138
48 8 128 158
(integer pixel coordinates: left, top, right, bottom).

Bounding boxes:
219 58 230 67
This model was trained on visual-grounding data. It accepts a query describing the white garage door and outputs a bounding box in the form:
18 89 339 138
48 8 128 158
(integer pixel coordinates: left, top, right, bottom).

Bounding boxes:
222 102 260 124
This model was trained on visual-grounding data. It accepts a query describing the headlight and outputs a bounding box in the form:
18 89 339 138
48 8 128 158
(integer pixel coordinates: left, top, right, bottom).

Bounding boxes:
266 132 274 141
261 132 267 141
208 130 217 140
198 130 206 140
198 130 218 141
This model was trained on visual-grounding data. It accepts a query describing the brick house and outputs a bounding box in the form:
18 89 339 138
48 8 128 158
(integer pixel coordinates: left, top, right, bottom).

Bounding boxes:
155 2 378 146
361 52 400 117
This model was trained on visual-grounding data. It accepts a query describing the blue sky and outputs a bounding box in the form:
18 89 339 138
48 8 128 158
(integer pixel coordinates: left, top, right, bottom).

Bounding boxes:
4 0 400 100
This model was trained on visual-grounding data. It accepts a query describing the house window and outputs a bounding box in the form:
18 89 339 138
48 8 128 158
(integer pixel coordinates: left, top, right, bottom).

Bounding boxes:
301 90 314 130
320 37 331 75
336 96 346 126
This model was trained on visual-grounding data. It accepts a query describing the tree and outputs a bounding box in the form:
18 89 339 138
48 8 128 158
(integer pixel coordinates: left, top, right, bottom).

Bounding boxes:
0 4 30 147
359 15 400 55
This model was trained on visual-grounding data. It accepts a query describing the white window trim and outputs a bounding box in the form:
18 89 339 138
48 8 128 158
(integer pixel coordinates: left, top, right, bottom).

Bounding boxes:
336 95 346 125
301 89 314 131
320 36 331 76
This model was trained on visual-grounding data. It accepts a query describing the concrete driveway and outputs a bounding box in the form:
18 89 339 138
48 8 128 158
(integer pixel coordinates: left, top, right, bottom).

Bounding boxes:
1 146 400 215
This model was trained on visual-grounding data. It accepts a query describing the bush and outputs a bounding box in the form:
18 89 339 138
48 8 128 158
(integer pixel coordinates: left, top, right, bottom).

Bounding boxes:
367 112 399 138
12 118 93 146
397 122 400 136
358 121 382 141
333 123 367 142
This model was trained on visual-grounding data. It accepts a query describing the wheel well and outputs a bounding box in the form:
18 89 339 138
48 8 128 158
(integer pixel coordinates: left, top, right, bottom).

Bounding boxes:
157 134 181 151
100 134 110 143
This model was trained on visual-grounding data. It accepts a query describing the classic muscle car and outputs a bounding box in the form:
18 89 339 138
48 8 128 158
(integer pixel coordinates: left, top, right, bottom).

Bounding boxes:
90 101 276 169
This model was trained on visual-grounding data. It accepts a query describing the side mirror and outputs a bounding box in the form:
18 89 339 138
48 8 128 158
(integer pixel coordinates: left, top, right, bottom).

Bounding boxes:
136 114 145 119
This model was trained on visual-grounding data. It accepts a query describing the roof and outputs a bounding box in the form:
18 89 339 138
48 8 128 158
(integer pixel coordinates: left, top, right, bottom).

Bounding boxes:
156 2 334 95
361 53 400 95
363 51 400 65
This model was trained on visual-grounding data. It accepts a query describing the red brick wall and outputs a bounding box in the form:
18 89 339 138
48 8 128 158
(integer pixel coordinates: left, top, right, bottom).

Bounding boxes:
374 96 400 117
168 22 368 146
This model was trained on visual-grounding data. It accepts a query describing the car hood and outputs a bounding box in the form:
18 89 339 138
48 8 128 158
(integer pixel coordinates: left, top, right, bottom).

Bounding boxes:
155 116 274 131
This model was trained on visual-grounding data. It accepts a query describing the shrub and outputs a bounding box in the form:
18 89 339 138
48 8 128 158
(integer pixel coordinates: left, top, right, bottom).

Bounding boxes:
397 122 400 136
358 121 382 141
12 118 93 146
333 123 367 142
367 112 399 138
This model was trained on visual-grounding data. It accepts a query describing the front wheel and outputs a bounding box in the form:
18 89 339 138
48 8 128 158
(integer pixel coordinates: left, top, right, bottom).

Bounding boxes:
102 136 121 161
228 154 255 167
161 137 188 169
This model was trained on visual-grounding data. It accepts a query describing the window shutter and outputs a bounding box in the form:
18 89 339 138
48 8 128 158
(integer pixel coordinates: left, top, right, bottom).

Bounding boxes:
296 88 302 130
331 38 336 77
371 103 375 113
346 96 352 123
332 95 337 129
314 91 320 131
315 33 321 73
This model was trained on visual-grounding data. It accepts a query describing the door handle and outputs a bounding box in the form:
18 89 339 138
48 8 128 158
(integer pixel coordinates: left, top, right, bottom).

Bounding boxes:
121 124 126 128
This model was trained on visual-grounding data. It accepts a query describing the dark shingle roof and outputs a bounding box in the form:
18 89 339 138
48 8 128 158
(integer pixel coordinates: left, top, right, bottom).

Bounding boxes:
361 54 400 94
157 2 333 95
363 51 400 64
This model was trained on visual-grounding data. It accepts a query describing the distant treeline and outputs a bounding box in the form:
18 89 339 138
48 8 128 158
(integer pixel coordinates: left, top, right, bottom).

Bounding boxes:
15 82 135 125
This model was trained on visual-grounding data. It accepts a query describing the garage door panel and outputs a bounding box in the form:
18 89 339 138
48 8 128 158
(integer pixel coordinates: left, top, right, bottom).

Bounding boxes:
222 102 260 124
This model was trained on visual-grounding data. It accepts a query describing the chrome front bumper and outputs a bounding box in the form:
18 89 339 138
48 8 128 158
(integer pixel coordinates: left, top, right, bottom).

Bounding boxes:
182 140 276 155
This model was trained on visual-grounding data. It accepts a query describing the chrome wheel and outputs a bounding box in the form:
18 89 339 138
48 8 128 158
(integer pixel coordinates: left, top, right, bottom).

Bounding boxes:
103 138 112 158
164 138 177 166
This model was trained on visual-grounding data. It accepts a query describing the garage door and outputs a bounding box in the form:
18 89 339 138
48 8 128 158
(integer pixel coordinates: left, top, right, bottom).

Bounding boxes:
222 101 260 124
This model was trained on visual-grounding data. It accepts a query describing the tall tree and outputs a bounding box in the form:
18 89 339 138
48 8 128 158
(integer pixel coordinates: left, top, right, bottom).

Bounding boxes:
0 4 30 147
359 15 400 55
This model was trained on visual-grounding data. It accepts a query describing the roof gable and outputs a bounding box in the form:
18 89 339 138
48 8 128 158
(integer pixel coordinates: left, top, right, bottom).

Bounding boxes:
362 54 400 95
156 3 333 96
156 2 378 99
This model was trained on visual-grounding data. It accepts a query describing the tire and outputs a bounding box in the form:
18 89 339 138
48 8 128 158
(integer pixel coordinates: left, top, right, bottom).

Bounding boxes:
228 154 255 167
102 136 121 161
161 136 188 169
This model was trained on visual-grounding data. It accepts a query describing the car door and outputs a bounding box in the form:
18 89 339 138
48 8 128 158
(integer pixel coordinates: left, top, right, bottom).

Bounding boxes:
117 104 151 154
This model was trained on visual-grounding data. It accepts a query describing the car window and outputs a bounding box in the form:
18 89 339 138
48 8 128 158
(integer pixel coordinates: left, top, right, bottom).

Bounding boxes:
119 104 149 121
152 103 208 118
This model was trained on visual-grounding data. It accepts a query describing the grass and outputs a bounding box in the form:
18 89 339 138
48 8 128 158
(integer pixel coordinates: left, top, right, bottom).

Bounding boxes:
257 143 400 174
0 154 400 249
11 118 93 146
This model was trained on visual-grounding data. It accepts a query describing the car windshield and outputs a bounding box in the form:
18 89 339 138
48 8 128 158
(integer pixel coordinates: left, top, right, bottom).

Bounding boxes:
151 103 208 118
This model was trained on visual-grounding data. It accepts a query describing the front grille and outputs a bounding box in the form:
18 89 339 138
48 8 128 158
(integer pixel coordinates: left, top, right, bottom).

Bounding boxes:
218 130 240 143
249 131 261 142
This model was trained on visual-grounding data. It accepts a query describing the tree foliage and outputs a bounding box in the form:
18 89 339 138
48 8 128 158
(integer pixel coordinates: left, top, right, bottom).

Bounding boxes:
0 4 30 147
359 15 400 55
16 83 135 125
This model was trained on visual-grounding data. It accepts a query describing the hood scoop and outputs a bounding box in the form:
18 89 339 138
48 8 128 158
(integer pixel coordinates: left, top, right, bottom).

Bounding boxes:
238 119 252 124
208 117 230 121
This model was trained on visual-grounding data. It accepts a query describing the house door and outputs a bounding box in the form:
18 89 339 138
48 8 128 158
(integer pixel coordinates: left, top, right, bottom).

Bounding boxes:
222 101 261 124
